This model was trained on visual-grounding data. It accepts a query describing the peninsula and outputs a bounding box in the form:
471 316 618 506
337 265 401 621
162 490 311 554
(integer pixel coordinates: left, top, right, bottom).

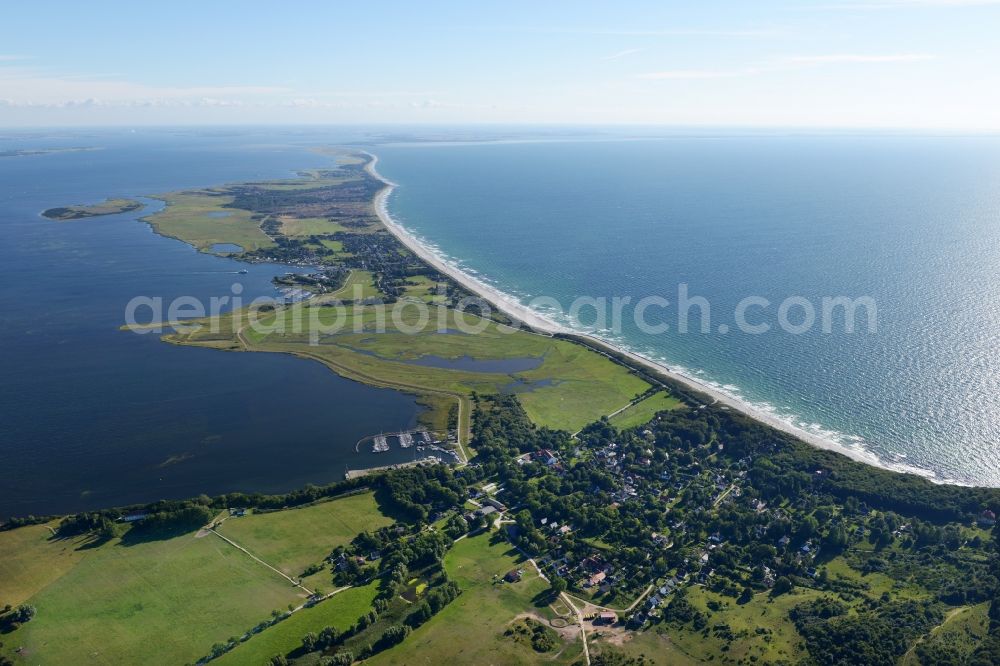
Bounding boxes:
4 149 998 666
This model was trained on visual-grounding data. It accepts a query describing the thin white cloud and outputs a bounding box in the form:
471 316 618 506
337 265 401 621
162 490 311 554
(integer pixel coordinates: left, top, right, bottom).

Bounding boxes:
0 63 287 108
601 49 641 61
635 69 748 80
782 53 935 64
637 53 934 80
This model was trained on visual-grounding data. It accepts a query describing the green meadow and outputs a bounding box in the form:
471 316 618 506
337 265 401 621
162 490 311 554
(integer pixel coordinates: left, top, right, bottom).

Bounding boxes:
0 522 88 607
0 492 397 665
0 528 302 664
608 391 683 430
145 189 274 252
214 582 380 666
216 492 393 578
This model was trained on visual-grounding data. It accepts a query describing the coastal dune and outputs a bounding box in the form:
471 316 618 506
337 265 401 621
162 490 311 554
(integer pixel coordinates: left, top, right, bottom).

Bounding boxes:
363 152 934 482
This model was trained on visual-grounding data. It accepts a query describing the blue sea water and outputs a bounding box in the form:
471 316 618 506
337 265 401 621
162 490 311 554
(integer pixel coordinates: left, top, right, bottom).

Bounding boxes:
0 129 423 517
375 136 1000 487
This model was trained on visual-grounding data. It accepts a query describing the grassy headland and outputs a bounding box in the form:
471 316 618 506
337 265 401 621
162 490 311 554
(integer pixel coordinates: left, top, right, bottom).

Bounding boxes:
41 198 143 221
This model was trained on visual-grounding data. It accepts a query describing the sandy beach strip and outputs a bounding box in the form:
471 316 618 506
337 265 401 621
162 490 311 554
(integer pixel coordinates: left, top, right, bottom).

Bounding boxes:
363 151 937 480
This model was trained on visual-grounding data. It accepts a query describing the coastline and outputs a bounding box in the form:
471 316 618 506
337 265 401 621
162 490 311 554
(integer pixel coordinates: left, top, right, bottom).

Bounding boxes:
363 151 946 484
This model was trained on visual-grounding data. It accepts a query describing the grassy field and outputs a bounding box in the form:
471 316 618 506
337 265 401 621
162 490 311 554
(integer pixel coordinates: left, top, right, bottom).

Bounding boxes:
367 532 583 665
0 528 304 665
279 215 347 237
683 585 818 663
145 190 274 252
590 627 702 666
608 391 683 430
328 270 381 300
0 493 395 664
214 581 379 665
216 492 393 578
402 276 448 303
0 522 88 607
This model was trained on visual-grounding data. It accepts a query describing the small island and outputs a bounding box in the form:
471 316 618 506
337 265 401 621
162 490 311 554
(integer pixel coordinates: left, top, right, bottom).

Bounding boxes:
42 197 144 221
0 146 98 159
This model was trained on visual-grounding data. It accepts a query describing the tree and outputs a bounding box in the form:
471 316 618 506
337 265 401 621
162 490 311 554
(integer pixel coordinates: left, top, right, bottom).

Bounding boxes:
406 601 433 628
772 576 793 596
550 576 568 596
267 655 288 666
318 624 340 648
376 624 411 650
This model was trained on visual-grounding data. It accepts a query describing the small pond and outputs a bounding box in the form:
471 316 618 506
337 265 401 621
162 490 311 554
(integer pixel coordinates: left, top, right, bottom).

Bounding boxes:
407 354 543 373
209 242 244 254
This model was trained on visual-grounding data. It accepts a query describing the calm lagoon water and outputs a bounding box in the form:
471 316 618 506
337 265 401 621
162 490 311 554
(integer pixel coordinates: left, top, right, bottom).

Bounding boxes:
376 136 1000 487
0 129 422 518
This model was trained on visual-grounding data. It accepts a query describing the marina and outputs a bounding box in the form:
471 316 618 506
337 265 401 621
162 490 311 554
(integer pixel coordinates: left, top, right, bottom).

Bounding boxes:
357 428 441 454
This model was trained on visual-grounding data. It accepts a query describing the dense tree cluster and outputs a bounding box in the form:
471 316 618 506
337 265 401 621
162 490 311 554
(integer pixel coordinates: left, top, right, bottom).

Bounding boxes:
379 465 466 522
0 604 35 631
792 599 943 665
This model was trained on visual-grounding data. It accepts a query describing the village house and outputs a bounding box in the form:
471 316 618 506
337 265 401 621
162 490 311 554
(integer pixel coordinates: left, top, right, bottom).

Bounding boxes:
587 571 607 588
596 611 618 625
476 505 498 519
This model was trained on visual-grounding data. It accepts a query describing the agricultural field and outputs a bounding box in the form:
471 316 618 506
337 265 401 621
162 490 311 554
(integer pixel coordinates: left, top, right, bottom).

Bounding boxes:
0 522 89 607
0 526 302 664
279 215 347 237
216 492 393 578
214 582 380 666
0 492 397 665
328 270 381 300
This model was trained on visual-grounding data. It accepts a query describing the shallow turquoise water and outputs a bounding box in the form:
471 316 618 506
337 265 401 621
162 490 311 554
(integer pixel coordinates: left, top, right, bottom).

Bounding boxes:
376 137 1000 486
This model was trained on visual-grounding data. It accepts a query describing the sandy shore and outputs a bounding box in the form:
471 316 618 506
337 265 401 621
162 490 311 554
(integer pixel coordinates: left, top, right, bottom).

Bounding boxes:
364 152 937 480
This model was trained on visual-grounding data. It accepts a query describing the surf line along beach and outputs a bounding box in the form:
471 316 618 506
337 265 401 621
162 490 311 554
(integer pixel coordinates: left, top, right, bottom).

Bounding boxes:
363 150 936 483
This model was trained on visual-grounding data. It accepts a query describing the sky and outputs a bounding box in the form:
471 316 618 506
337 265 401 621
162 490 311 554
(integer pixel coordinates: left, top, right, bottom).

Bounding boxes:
2 0 999 129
